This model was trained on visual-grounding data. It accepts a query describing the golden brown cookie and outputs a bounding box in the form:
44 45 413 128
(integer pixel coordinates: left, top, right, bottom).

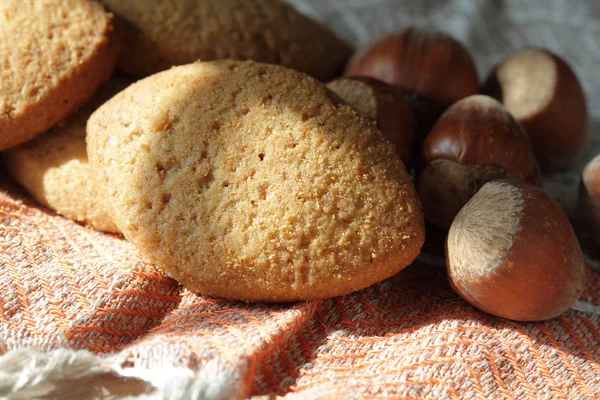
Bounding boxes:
87 60 425 302
3 77 132 234
0 0 121 151
100 0 351 81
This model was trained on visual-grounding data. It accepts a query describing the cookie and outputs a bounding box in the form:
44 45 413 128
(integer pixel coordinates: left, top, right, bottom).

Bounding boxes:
3 77 131 234
100 0 351 81
87 60 425 302
0 0 121 151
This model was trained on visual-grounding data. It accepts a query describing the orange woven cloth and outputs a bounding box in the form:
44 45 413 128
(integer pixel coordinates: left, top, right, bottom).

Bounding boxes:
1 171 600 400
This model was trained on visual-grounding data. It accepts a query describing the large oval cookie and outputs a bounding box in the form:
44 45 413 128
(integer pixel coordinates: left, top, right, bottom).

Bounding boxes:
87 61 425 301
0 0 121 151
101 0 351 81
3 77 131 234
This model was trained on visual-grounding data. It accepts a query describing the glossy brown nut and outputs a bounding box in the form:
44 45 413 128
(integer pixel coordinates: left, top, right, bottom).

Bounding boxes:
483 47 587 171
446 179 585 321
345 28 479 109
577 154 600 247
420 95 540 182
327 77 417 167
417 95 541 229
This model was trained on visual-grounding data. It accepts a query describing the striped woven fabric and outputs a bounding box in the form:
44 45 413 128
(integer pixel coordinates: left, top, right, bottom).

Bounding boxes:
1 170 600 399
2 0 600 398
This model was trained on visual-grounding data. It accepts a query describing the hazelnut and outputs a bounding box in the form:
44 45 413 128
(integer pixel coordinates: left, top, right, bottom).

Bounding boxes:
483 48 587 171
326 77 417 167
344 28 479 109
417 95 541 229
447 179 585 321
577 154 600 246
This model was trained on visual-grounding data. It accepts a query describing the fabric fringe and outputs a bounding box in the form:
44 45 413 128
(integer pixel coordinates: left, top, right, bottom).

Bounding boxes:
0 348 245 400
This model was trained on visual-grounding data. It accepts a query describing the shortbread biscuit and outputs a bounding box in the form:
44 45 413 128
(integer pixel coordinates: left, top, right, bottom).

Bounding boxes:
0 0 121 151
101 0 351 81
3 78 131 233
87 61 425 301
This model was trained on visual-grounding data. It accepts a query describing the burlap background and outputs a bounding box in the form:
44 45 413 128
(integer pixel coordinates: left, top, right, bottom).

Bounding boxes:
1 1 600 399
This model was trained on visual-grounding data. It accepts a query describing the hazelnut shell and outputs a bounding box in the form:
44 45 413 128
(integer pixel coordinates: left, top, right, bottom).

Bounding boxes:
447 179 585 321
420 95 541 185
417 95 541 229
345 28 479 109
577 154 600 247
483 48 587 171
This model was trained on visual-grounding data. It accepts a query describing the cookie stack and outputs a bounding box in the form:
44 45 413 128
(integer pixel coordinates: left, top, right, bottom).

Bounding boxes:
1 0 425 301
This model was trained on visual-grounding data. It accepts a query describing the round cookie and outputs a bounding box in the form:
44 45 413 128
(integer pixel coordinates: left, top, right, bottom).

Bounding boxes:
3 77 131 234
100 0 351 81
0 0 121 151
87 60 425 302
